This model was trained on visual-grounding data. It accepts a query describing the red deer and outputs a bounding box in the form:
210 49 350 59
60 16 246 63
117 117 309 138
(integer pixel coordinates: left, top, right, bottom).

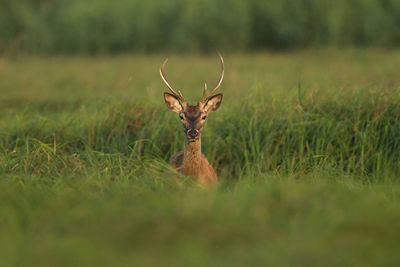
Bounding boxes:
160 54 224 186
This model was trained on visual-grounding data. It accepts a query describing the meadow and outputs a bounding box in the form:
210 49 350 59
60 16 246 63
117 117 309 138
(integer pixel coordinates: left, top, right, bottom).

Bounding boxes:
0 49 400 266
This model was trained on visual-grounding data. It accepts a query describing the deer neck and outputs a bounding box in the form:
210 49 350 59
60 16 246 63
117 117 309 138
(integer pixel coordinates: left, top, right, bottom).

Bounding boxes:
183 137 202 177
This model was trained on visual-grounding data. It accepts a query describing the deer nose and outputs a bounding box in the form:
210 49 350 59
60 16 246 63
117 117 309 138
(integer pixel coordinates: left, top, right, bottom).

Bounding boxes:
187 129 199 138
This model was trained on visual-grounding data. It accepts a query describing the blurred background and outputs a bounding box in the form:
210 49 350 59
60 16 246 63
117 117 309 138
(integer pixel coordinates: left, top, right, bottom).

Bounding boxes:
1 0 400 54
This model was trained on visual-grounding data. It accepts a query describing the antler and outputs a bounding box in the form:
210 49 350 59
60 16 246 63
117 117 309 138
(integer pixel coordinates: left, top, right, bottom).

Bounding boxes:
160 58 187 103
200 52 224 104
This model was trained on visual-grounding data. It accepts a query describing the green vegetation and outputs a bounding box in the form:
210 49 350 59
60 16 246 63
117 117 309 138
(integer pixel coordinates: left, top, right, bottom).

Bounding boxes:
1 50 400 266
2 0 400 54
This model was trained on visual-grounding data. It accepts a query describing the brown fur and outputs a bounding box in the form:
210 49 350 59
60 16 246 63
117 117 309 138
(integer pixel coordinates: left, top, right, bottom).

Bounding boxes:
169 141 217 186
163 97 222 187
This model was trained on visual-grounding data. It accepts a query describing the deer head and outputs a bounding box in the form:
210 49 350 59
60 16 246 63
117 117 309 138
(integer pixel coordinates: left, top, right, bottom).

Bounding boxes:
160 54 224 142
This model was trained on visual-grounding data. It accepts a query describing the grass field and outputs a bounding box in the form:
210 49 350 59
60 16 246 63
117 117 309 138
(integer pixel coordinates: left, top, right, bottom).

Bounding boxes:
1 49 400 266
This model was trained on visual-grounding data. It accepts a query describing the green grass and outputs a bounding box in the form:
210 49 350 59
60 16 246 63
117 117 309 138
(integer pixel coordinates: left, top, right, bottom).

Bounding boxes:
0 49 400 266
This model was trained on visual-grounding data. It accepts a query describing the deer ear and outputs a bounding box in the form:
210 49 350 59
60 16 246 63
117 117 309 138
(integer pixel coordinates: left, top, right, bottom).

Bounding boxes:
164 92 183 113
204 94 223 114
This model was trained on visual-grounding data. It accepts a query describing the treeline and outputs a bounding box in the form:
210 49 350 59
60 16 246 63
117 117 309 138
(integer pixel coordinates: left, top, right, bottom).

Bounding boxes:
1 0 400 54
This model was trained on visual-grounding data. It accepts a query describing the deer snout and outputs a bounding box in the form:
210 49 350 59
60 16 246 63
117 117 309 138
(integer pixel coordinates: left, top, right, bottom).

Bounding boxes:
187 129 199 138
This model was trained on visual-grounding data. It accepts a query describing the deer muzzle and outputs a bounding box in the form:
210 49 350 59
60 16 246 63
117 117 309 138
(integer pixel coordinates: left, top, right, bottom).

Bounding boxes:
187 129 199 140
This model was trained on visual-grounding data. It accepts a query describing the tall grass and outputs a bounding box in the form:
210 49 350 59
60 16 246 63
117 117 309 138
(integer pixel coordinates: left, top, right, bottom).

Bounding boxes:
1 50 400 266
0 50 399 180
1 0 400 54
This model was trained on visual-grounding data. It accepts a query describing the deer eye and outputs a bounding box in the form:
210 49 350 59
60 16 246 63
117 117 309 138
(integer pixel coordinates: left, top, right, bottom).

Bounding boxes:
202 115 207 120
179 114 184 120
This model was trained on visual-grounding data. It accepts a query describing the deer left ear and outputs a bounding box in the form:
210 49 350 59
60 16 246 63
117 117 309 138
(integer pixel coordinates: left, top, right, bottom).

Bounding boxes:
204 94 223 114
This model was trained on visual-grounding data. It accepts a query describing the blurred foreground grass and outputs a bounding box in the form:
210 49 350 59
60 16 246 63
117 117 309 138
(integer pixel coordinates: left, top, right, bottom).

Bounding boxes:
0 50 400 266
1 175 400 266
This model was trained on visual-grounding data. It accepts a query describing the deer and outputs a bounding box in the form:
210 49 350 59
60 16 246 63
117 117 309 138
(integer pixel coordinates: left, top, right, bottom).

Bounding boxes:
160 54 224 187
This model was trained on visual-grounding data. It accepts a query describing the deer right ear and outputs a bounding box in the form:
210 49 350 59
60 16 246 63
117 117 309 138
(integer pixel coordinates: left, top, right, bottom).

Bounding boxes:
164 92 183 113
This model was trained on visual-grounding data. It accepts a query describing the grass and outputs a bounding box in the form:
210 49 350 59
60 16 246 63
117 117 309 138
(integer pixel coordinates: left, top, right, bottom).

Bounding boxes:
0 49 400 266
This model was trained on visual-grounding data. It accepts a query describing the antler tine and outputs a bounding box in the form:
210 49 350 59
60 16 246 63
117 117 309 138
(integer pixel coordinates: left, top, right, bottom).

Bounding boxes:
203 83 207 99
200 53 224 103
160 58 186 102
